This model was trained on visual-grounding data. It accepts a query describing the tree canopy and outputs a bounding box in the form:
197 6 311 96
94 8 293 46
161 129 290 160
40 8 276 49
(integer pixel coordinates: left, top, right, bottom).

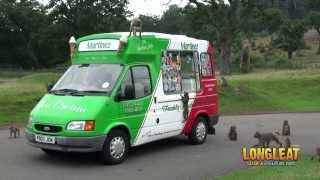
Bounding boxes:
0 0 319 73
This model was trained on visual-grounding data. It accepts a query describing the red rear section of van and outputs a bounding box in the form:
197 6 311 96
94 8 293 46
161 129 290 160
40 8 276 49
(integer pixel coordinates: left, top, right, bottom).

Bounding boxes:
182 43 219 135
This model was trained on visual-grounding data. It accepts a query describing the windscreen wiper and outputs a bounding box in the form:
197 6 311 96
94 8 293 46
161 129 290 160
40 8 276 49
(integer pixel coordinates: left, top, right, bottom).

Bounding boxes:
49 89 81 96
78 90 108 95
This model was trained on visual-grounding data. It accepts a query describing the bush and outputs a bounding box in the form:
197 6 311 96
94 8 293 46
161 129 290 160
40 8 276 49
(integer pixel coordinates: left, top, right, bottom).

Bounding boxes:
274 57 292 69
296 50 305 57
251 55 265 68
264 48 276 62
258 44 266 53
269 57 303 69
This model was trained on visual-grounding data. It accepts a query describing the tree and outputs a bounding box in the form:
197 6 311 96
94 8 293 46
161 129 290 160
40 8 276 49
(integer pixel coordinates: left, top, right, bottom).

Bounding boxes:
139 15 160 32
305 0 320 12
189 0 257 75
261 8 285 33
0 0 49 68
158 5 186 34
308 11 320 54
47 0 130 37
44 0 130 66
273 20 306 59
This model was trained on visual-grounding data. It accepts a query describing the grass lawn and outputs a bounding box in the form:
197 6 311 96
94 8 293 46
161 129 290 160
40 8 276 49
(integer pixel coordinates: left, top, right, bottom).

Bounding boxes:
0 72 61 126
0 69 320 126
219 69 320 114
214 157 320 180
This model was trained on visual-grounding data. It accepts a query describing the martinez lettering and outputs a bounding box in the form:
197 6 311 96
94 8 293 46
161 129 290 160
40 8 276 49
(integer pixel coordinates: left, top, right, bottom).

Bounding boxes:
181 42 198 50
87 41 111 50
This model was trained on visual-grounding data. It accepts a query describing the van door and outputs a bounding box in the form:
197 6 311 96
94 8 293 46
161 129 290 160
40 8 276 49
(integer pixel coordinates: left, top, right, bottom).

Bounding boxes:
151 51 199 139
115 66 152 144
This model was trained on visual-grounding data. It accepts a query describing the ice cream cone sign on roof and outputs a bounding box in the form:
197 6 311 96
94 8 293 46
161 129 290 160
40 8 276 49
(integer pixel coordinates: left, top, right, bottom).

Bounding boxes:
69 36 77 57
118 35 128 53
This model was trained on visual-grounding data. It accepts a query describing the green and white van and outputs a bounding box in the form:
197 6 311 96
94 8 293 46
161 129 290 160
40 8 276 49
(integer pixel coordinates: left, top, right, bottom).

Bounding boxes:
26 32 219 164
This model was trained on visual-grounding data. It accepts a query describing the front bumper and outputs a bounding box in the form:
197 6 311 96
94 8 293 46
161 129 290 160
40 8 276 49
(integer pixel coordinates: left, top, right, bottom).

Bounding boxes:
25 130 106 152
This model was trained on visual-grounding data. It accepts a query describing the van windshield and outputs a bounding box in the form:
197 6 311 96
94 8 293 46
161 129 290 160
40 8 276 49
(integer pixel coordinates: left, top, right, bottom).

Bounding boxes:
51 64 122 96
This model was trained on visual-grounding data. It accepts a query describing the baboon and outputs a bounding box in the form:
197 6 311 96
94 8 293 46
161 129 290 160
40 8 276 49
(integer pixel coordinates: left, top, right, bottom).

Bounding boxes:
240 39 251 73
9 126 20 138
253 132 283 147
228 126 237 141
129 18 142 37
221 76 229 88
284 138 291 147
181 92 189 122
284 137 291 155
311 147 320 161
282 120 290 136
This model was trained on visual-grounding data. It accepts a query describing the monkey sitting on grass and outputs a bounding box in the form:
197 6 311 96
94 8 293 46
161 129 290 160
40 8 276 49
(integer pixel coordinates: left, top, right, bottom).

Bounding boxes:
252 132 283 147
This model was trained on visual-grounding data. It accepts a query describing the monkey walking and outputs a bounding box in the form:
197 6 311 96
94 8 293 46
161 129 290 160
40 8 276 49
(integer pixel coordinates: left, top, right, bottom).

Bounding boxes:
252 132 283 147
311 147 320 161
129 18 142 38
181 92 189 122
228 126 237 141
9 126 20 138
282 120 290 136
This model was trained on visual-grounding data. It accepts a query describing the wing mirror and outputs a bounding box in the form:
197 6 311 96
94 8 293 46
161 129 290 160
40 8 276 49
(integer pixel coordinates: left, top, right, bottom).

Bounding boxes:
46 82 55 92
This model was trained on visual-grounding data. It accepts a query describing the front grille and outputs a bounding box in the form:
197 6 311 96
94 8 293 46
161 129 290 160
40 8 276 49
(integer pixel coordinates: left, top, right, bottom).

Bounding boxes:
35 124 62 133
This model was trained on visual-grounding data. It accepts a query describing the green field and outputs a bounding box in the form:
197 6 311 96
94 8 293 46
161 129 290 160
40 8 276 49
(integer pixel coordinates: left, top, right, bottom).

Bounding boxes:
0 72 61 126
219 69 320 114
215 158 320 180
0 69 320 126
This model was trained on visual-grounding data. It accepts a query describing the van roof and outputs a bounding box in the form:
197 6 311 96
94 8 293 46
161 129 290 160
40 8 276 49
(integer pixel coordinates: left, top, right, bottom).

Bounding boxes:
77 32 208 44
73 32 210 65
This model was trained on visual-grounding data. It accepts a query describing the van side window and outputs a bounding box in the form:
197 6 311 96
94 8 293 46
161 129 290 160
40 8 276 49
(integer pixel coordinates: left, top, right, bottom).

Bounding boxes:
118 66 152 100
161 51 199 94
200 53 213 77
161 51 181 94
131 66 152 98
180 51 199 92
119 70 134 100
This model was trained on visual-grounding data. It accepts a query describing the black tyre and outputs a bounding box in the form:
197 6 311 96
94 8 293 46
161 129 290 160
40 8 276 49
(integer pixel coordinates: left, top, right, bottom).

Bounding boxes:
188 117 208 145
99 130 129 165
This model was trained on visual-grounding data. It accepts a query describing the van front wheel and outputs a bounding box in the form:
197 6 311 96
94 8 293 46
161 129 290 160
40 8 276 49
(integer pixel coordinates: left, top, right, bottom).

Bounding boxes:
188 117 208 145
99 130 129 165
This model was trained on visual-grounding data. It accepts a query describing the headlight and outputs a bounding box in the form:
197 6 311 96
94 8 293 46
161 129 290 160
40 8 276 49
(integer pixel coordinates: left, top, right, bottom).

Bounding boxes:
67 120 95 131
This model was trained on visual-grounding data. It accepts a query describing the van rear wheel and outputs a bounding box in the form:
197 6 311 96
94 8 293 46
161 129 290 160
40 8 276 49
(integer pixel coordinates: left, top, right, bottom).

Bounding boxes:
188 117 208 145
99 130 129 165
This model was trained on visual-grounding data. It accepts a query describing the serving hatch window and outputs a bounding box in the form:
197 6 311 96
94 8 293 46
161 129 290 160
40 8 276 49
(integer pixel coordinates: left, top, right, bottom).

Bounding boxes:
161 51 200 94
200 53 213 77
51 64 123 95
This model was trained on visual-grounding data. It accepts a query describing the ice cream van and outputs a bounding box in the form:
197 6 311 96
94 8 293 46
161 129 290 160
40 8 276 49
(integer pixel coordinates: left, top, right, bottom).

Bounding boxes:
26 32 219 164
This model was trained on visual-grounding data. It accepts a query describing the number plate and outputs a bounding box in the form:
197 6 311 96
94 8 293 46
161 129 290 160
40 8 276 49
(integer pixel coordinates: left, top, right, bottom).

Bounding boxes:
35 135 56 144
